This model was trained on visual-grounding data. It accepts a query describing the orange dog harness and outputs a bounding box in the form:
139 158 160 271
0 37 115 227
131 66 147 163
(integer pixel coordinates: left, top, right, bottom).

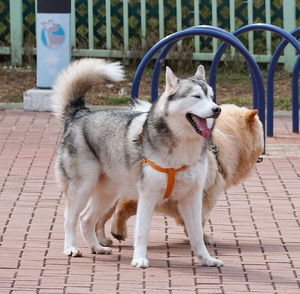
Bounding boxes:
136 131 188 198
142 157 187 199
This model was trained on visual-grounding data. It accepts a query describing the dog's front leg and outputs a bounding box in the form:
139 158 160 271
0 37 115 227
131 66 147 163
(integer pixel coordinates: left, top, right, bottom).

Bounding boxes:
131 188 159 268
178 190 223 267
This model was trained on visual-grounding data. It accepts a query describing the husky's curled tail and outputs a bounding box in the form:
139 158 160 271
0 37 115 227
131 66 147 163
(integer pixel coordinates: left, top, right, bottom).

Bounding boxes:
52 58 125 122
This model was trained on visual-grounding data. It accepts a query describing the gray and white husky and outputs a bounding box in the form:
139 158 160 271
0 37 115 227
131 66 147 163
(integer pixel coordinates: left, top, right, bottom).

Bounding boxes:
52 58 223 268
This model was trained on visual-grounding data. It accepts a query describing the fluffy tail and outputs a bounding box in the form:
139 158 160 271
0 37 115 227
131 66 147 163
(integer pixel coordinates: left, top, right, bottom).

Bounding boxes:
52 58 125 122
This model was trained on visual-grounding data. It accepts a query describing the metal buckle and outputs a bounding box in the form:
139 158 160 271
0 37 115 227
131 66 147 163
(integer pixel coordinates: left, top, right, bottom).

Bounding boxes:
256 156 263 163
209 145 219 154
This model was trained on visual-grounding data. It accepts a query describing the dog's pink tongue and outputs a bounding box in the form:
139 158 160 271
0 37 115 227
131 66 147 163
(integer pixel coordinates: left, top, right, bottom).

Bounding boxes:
195 117 211 138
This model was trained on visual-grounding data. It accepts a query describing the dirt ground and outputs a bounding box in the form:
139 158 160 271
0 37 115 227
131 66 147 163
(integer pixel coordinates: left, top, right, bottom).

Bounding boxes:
0 62 294 109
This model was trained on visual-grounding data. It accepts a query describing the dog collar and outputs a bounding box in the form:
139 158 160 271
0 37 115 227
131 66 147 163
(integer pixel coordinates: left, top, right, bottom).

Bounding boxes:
142 157 187 199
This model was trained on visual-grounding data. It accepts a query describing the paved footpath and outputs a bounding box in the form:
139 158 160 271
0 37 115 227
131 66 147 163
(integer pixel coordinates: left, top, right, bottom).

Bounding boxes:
0 109 299 294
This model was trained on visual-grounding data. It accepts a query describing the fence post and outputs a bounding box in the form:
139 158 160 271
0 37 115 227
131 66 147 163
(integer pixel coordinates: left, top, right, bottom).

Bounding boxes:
283 0 296 72
9 0 23 66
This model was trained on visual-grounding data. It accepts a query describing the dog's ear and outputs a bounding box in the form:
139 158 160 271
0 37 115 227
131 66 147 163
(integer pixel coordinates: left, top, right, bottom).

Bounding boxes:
245 109 258 124
165 66 178 92
194 65 206 80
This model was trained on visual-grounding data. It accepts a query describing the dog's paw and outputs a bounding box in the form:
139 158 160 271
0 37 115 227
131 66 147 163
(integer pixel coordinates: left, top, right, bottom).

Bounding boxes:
199 256 223 267
91 245 112 255
98 237 113 247
111 232 127 241
131 257 149 268
111 227 127 241
64 247 82 257
204 232 216 245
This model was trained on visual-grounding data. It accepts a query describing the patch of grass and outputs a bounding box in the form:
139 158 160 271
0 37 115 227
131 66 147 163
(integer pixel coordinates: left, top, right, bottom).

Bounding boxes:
5 92 23 103
159 77 165 84
104 96 131 106
274 96 293 110
216 70 250 84
220 97 252 107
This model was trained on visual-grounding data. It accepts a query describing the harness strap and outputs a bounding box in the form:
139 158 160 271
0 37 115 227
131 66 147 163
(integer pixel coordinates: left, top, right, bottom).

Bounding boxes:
209 144 223 174
142 157 187 199
207 129 223 174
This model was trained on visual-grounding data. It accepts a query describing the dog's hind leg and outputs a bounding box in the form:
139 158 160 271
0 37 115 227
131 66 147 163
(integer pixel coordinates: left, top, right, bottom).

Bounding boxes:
80 191 117 255
64 198 83 257
64 181 97 257
110 198 138 241
63 160 101 257
95 201 117 246
178 190 223 267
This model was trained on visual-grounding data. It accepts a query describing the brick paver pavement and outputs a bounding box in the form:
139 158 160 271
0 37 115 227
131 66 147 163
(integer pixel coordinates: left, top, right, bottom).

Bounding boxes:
0 109 299 294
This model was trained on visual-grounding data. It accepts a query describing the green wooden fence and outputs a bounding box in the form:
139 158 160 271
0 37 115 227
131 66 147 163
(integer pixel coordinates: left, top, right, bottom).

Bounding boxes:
0 0 299 71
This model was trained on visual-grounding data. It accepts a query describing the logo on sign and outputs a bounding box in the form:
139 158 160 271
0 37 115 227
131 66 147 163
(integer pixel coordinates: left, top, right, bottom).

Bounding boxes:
41 20 65 49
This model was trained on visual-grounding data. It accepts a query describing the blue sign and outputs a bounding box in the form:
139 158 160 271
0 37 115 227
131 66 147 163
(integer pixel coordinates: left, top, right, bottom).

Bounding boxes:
36 13 71 88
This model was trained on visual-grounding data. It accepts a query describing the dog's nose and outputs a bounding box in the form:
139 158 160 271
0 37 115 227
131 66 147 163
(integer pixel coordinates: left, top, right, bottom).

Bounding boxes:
212 106 221 117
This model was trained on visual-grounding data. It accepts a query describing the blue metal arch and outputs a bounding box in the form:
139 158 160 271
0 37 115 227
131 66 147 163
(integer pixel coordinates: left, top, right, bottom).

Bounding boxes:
209 23 300 136
292 55 300 133
131 26 265 138
267 27 300 135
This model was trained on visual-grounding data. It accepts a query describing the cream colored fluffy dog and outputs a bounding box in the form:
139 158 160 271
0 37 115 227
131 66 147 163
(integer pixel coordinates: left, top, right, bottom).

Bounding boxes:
96 104 264 245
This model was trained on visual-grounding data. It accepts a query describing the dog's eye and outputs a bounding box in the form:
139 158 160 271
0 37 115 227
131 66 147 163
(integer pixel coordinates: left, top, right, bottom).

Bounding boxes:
193 95 201 99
